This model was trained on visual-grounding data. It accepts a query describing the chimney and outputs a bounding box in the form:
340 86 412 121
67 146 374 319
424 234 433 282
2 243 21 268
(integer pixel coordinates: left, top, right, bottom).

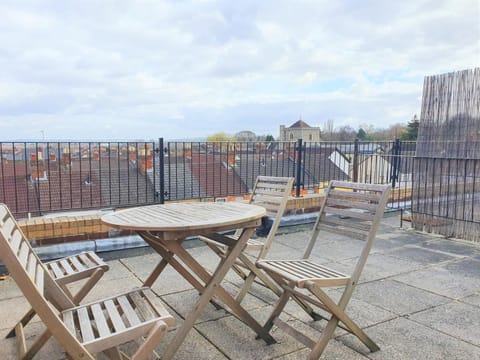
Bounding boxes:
139 147 153 174
30 150 45 181
128 146 137 161
62 148 71 167
227 154 235 166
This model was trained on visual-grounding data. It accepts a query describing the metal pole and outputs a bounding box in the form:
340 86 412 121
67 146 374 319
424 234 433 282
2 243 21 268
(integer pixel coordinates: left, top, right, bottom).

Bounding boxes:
159 137 165 204
295 138 303 197
353 138 359 183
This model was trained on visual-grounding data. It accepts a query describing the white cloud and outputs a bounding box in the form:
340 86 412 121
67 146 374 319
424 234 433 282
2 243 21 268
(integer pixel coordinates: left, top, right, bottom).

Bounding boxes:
0 0 478 140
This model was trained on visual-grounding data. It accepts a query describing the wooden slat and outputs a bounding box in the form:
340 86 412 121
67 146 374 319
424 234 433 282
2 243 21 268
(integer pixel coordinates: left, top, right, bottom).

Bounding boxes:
48 261 65 278
35 262 44 293
69 256 87 271
3 218 15 239
319 223 368 241
77 306 95 343
26 252 37 280
117 295 141 327
253 195 283 205
84 252 103 266
324 206 375 221
78 253 96 267
331 181 388 192
91 303 111 338
326 197 379 212
59 259 75 275
104 299 126 332
18 241 29 268
10 230 22 253
130 291 155 321
63 310 76 334
328 189 381 202
254 188 287 197
322 215 371 232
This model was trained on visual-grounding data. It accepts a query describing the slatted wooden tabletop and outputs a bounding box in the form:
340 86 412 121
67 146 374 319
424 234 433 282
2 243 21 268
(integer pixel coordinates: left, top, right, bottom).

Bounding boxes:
101 202 266 234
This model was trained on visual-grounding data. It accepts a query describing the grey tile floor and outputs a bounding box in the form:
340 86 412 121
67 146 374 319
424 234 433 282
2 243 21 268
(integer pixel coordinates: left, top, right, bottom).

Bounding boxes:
1 213 480 359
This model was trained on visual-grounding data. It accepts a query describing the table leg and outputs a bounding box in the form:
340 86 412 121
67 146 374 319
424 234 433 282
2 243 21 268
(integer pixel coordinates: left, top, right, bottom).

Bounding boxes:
161 227 275 360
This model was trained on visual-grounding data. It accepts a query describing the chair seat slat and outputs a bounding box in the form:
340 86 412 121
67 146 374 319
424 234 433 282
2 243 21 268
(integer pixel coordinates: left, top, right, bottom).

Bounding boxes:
78 253 96 267
59 259 75 275
104 299 126 332
69 256 87 271
130 291 156 321
91 303 111 338
117 295 141 327
48 261 65 278
77 306 95 343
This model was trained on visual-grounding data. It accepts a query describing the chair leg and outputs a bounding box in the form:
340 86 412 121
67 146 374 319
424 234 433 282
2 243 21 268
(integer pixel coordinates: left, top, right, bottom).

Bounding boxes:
262 287 292 334
131 321 168 360
72 268 105 304
23 329 52 360
308 285 380 354
6 308 36 338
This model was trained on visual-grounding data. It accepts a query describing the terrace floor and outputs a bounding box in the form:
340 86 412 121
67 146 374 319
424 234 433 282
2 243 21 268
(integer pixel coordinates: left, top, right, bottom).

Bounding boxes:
1 213 480 359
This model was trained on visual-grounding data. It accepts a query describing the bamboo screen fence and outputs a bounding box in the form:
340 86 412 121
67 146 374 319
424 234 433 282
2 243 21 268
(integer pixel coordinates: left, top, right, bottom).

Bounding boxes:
412 68 480 242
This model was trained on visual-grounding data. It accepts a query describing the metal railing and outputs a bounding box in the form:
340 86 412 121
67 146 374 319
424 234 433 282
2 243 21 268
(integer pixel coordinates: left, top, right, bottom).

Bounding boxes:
1 138 417 218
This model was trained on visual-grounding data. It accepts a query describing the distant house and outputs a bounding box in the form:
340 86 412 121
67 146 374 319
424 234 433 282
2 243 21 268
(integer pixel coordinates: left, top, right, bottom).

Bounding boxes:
302 146 350 185
189 153 248 198
279 120 321 142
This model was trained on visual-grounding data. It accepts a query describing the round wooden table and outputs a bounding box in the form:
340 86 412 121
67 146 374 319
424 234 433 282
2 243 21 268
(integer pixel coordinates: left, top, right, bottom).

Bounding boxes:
101 202 274 359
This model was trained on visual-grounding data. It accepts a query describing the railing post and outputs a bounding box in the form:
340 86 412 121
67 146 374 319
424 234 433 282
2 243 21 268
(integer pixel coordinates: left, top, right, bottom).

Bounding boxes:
158 137 165 204
391 138 401 188
353 138 359 183
295 138 303 197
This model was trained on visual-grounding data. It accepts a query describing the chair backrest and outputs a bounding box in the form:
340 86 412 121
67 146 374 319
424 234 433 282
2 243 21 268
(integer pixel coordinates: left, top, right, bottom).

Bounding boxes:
0 204 89 357
303 181 391 282
249 176 294 258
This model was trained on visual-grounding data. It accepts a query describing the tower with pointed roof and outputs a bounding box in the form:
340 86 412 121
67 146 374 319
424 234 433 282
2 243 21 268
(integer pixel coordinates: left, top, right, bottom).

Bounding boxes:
279 119 321 141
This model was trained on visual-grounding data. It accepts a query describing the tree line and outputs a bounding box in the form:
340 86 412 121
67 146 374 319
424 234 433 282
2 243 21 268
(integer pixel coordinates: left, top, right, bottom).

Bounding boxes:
207 115 419 142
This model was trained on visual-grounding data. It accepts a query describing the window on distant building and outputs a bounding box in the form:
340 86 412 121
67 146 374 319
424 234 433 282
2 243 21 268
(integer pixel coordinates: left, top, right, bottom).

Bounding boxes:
290 133 294 140
309 134 313 140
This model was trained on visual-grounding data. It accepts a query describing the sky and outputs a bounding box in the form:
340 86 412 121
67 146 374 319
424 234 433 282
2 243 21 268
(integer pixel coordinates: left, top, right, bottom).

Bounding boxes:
0 0 478 141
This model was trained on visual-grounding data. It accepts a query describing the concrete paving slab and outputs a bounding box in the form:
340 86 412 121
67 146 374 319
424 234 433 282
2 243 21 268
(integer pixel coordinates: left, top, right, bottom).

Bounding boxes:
195 310 307 359
0 295 35 331
274 342 370 360
340 317 480 360
373 230 431 252
409 302 480 346
333 253 423 283
392 258 480 299
0 323 66 360
461 293 480 307
352 279 449 316
0 276 23 300
2 213 480 360
420 238 480 257
384 245 459 265
162 287 268 324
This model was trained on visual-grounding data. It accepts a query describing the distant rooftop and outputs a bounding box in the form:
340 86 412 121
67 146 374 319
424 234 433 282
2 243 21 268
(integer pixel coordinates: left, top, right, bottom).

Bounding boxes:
289 119 312 128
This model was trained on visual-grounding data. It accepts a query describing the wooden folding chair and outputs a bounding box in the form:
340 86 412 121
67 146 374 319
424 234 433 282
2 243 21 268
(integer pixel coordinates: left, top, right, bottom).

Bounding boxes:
256 181 391 359
0 204 174 360
6 217 109 339
199 176 294 303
